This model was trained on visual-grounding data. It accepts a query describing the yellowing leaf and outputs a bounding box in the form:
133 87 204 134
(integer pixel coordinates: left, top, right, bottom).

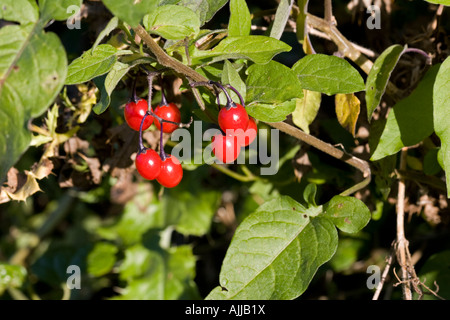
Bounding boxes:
292 90 322 134
335 93 360 137
5 171 41 201
302 34 314 55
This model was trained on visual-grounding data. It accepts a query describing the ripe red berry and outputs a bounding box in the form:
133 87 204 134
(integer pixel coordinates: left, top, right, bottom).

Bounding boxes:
212 133 240 164
218 103 249 133
157 155 183 188
154 103 181 133
135 148 162 180
124 99 153 131
240 117 257 147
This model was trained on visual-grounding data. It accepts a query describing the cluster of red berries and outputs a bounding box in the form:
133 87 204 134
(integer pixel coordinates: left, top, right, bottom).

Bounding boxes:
124 84 184 188
196 81 257 164
213 103 257 163
124 76 256 189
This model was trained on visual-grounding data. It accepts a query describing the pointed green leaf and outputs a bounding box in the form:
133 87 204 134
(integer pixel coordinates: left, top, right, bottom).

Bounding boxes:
228 0 251 37
102 0 158 27
366 44 404 122
370 64 440 161
175 0 228 26
303 183 317 207
433 56 450 197
189 36 292 65
65 44 119 85
220 60 246 105
246 60 303 104
291 89 322 134
92 61 130 114
295 0 308 44
92 16 119 52
270 0 294 40
292 54 365 95
206 196 338 300
143 5 200 40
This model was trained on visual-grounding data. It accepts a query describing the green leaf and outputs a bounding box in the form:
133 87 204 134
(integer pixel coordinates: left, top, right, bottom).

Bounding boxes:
246 60 303 104
270 0 294 40
175 0 228 26
87 242 118 277
92 61 131 114
32 245 90 286
423 148 442 176
303 183 317 207
162 171 221 236
220 60 246 106
102 0 158 27
0 24 67 184
38 0 82 21
291 89 322 134
0 0 39 24
0 264 27 295
189 36 292 65
424 0 450 5
329 237 365 272
322 195 371 233
115 245 199 300
295 0 308 44
365 44 404 122
96 184 164 245
246 99 297 122
433 56 450 197
416 250 450 300
370 64 440 161
228 0 251 37
92 16 119 52
118 244 153 281
206 193 371 299
143 5 200 40
65 44 119 85
292 54 365 95
206 196 338 300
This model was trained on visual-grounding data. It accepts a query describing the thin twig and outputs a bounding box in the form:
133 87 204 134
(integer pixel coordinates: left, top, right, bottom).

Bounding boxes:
372 245 395 300
396 147 413 300
324 0 333 23
267 121 371 196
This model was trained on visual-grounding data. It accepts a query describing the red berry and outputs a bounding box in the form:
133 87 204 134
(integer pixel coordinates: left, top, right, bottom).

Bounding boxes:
212 133 240 164
157 155 183 188
135 148 162 180
154 103 181 133
218 103 249 134
240 117 257 147
124 99 153 131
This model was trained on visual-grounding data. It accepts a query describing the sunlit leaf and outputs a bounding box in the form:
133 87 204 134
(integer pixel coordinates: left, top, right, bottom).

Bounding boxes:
292 90 321 134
